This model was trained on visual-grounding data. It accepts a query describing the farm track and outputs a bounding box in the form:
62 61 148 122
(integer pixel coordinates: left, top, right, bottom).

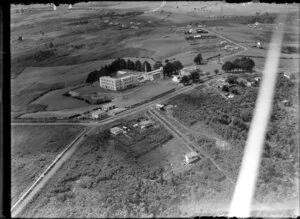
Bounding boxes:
148 108 235 184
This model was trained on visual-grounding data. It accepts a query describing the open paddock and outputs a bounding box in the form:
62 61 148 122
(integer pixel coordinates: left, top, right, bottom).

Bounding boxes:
19 112 233 218
19 105 96 119
11 125 84 204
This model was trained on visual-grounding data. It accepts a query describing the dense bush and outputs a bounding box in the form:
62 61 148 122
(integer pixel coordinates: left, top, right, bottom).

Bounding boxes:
86 58 147 83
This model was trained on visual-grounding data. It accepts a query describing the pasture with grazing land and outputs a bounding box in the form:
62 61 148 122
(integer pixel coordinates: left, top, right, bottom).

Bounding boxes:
10 1 299 217
11 125 84 204
19 113 234 217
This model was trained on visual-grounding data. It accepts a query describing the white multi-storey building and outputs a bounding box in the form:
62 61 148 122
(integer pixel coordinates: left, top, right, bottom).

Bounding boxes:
99 74 138 91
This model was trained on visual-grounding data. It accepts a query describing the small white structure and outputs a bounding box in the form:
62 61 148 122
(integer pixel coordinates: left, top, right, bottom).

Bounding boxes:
172 75 181 83
91 109 107 119
53 4 57 11
228 94 234 99
68 91 79 97
184 151 199 164
110 127 124 135
68 4 72 9
219 41 227 45
102 103 116 111
140 120 154 129
156 104 164 110
117 70 127 75
194 34 202 39
283 73 290 79
189 29 196 34
254 77 261 82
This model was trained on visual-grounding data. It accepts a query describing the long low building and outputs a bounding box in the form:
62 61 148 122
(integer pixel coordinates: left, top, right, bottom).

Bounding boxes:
143 67 163 80
99 74 139 91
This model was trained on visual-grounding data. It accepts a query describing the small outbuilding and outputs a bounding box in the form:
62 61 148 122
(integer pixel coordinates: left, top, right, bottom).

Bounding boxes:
140 120 154 129
184 151 199 164
156 104 165 110
102 103 116 111
110 127 124 135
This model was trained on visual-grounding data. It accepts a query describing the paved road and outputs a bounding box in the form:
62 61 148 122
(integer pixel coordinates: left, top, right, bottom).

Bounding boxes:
11 127 92 217
11 84 198 126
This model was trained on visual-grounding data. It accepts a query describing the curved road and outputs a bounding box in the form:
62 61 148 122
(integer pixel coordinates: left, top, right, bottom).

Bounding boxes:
147 0 166 12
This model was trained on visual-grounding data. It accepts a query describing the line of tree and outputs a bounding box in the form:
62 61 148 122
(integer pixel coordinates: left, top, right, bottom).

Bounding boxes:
221 57 255 73
180 69 202 85
86 58 153 83
163 60 184 77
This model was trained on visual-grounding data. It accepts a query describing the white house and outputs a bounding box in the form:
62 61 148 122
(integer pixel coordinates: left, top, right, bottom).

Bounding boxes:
172 75 181 83
156 104 164 110
117 70 127 75
140 120 154 129
185 151 199 164
110 127 124 135
68 91 79 97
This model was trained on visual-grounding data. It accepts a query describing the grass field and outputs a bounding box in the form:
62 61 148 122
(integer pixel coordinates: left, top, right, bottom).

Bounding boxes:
30 86 89 111
11 125 84 204
19 112 234 217
166 73 299 213
19 105 97 119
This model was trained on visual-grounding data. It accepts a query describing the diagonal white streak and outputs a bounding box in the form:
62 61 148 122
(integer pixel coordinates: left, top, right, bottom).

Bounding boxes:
228 14 287 217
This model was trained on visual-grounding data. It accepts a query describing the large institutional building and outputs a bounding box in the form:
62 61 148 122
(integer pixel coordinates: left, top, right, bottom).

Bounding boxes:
99 74 139 91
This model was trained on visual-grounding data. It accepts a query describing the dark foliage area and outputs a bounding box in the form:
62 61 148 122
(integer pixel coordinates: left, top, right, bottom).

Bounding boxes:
222 57 255 72
85 58 152 83
163 60 183 77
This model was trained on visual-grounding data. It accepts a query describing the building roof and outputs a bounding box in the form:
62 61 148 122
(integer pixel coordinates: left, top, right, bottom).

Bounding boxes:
92 109 106 114
110 126 123 133
140 120 153 126
185 151 198 159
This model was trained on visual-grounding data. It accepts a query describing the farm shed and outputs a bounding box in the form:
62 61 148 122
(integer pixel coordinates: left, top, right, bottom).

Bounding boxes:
140 120 154 129
156 104 164 110
184 151 199 164
68 91 79 97
102 103 116 111
110 127 124 135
